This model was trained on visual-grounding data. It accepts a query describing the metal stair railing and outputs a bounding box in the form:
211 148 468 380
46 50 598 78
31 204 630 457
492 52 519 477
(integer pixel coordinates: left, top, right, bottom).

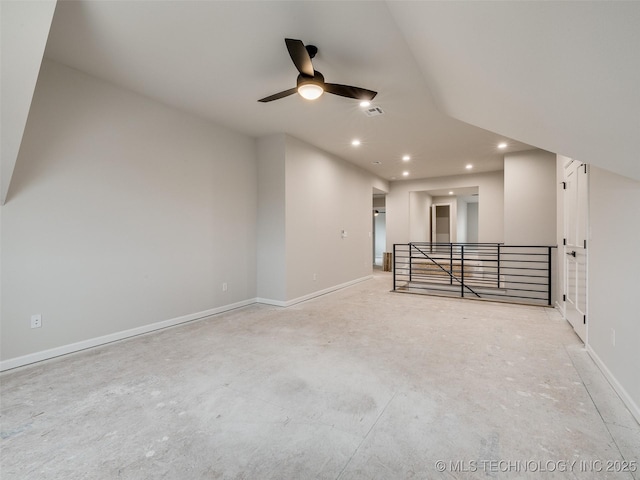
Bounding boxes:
393 243 556 306
409 243 481 298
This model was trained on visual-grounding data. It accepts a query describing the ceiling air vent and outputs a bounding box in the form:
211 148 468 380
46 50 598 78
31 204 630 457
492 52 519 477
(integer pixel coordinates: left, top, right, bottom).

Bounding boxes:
363 106 384 117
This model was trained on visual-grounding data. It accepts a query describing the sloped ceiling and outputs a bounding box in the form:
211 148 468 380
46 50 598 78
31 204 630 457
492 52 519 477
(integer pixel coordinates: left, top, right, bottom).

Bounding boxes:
387 1 640 180
4 1 638 206
39 0 533 185
0 0 57 204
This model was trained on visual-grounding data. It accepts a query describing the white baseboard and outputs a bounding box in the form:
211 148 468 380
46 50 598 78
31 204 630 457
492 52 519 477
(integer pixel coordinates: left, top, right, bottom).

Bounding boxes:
257 275 373 307
0 298 257 372
1 275 375 372
586 344 640 425
557 306 639 424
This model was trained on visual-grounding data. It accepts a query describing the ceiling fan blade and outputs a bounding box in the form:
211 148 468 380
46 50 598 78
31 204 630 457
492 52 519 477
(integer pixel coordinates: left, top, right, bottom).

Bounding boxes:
325 83 377 101
285 38 314 77
258 88 297 103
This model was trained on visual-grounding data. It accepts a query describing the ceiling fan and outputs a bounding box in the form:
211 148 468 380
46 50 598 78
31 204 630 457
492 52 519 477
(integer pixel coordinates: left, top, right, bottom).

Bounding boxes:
258 38 377 103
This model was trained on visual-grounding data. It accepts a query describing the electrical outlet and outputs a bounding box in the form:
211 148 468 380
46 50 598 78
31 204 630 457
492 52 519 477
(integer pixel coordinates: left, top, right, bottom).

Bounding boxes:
313 273 317 281
31 314 42 329
222 283 228 292
611 329 616 347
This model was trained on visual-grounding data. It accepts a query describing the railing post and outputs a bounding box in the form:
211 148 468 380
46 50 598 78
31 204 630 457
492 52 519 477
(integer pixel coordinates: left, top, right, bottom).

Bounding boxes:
547 246 552 306
449 243 453 285
460 245 465 298
497 244 501 288
409 243 413 282
392 244 397 291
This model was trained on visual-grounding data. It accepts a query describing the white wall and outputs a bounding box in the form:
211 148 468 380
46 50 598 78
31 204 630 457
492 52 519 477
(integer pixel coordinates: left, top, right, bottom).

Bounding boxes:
467 203 479 243
587 166 640 421
284 136 377 302
456 197 468 243
256 134 384 305
408 191 431 242
1 60 257 363
386 170 504 248
504 149 557 245
256 135 287 301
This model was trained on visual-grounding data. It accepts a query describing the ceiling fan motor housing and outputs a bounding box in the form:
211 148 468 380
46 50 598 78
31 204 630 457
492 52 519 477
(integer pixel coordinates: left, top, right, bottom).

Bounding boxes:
305 44 318 58
297 71 324 87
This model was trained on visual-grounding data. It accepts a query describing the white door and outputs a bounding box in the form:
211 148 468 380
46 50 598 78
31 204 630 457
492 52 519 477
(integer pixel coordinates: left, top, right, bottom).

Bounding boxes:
563 160 588 342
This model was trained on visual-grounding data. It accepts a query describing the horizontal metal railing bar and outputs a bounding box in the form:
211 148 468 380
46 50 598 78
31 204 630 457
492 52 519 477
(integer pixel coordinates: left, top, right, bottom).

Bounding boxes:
408 243 556 249
406 259 549 266
408 255 549 261
397 286 547 299
408 251 550 255
395 286 548 302
493 286 548 293
409 242 504 245
404 269 550 278
403 277 550 287
496 267 549 272
398 278 548 292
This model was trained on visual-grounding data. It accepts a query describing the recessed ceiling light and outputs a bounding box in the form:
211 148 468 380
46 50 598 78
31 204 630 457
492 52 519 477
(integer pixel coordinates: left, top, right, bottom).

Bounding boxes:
466 164 473 170
402 171 409 177
498 142 508 149
402 155 411 162
449 191 454 195
360 101 371 108
351 139 361 146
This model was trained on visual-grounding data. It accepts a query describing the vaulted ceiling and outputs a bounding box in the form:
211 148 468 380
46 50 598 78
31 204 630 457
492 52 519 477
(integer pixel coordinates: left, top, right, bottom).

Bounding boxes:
3 1 639 204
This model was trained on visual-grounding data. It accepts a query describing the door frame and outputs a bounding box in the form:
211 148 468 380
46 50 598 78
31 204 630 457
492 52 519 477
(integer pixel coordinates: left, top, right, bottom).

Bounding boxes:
561 158 589 343
431 202 454 244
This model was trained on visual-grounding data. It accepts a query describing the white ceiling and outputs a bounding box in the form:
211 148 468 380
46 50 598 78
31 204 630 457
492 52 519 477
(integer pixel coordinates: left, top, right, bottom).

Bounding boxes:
43 0 534 182
41 1 640 183
387 1 640 180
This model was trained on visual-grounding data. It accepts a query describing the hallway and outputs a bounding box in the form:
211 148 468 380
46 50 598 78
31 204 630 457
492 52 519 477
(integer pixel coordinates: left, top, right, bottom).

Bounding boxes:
1 272 638 479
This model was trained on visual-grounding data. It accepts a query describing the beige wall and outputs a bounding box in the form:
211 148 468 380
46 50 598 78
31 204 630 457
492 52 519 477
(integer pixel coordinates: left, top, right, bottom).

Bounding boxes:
386 170 504 249
504 150 557 245
1 60 258 363
408 191 431 242
587 166 640 421
256 135 287 301
257 134 384 304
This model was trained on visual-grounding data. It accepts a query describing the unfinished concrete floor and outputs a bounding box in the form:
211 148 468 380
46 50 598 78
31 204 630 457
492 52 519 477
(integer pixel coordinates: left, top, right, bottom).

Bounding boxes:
1 272 639 479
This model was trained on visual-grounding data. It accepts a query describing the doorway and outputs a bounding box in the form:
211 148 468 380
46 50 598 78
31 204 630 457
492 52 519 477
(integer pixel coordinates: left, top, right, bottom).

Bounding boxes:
373 193 386 266
373 210 386 266
409 187 478 245
431 204 451 243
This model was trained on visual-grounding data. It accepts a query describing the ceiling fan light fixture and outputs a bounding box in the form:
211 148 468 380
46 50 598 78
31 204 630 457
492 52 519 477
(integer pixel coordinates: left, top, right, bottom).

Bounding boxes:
298 82 324 100
297 73 325 100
